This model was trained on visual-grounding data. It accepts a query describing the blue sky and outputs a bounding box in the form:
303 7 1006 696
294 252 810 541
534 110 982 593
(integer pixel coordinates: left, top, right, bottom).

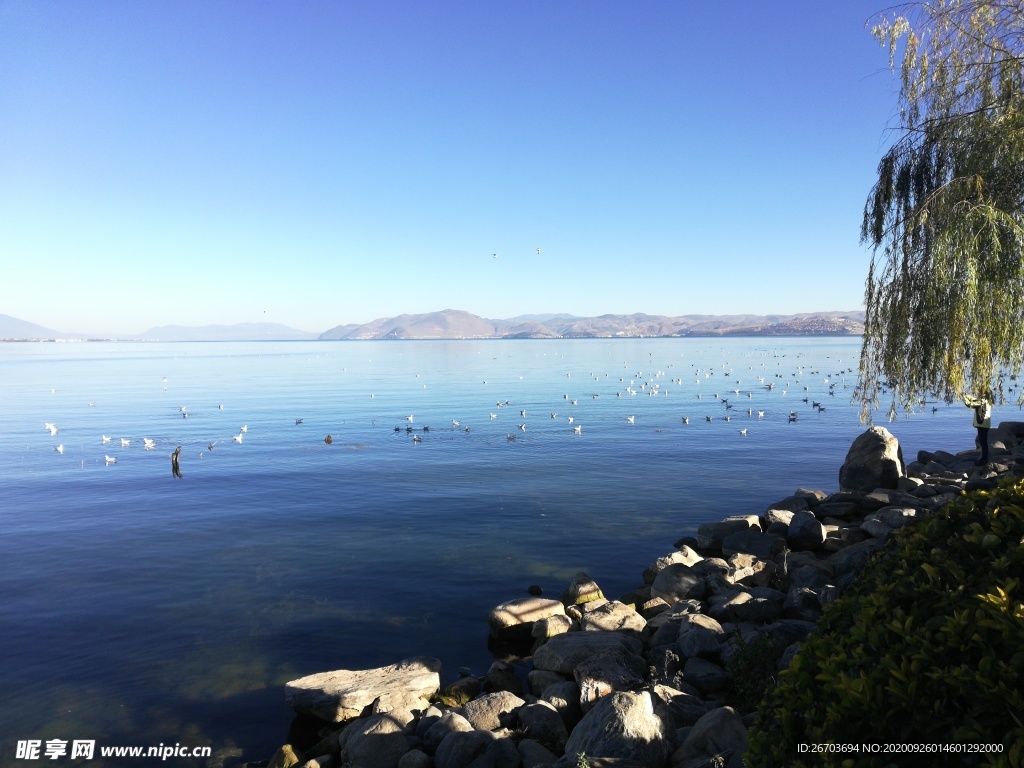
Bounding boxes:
1 1 901 335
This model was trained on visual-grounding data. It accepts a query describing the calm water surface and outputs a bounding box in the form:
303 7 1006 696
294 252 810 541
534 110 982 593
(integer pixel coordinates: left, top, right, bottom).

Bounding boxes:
0 338 974 765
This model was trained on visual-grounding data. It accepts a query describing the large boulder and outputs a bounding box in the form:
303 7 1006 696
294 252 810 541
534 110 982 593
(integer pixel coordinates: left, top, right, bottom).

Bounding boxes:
561 691 673 768
285 657 441 722
488 597 566 640
533 631 643 675
839 426 905 493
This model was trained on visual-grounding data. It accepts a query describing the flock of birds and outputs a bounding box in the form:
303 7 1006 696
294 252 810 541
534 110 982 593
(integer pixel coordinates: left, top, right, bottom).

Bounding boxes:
41 351 975 469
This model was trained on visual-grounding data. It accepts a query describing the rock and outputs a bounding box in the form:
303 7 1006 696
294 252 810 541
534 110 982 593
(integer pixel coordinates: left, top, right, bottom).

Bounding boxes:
727 596 783 623
860 518 894 539
517 701 569 751
676 613 726 659
783 587 823 622
580 600 646 635
561 571 606 606
828 537 884 580
541 680 585 732
682 657 729 697
787 510 826 550
462 690 525 731
434 729 497 768
813 501 860 519
528 669 568 697
285 657 441 723
763 508 795 527
721 530 785 561
561 691 673 768
519 739 559 768
643 547 703 583
341 713 411 768
488 597 566 639
671 706 748 766
532 614 575 642
839 426 905 493
696 516 761 550
533 631 643 675
574 648 648 711
650 684 709 728
483 660 525 695
423 711 475 752
268 745 304 768
650 564 707 603
397 750 431 768
765 495 810 514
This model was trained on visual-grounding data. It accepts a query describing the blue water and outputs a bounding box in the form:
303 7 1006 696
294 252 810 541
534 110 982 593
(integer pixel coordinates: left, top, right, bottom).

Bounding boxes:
0 338 974 765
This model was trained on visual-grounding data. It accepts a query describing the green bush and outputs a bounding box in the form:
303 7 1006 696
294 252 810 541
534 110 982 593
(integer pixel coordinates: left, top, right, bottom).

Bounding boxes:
725 630 783 714
746 478 1024 768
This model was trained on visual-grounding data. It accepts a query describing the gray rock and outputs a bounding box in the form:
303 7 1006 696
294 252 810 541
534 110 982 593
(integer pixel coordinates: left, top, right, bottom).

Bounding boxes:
541 680 585 732
533 631 643 675
650 684 709 728
561 691 673 768
285 657 441 723
671 706 748 766
787 510 826 551
813 501 860 519
462 690 525 731
342 713 411 768
682 657 729 697
650 564 707 603
696 516 761 550
528 669 568 697
434 729 496 768
561 571 606 606
517 701 569 751
643 547 704 583
574 648 648 711
488 597 566 639
839 426 905 493
727 597 783 624
580 600 646 635
721 530 785 561
518 739 558 768
860 518 894 539
483 660 525 696
765 495 810 514
763 508 795 527
876 506 918 528
828 537 883 580
676 614 726 659
397 750 430 768
531 614 575 642
423 711 475 752
783 587 823 622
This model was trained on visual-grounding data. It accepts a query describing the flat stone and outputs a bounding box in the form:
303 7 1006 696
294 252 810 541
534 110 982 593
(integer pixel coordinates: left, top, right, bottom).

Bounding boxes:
580 600 647 635
533 631 643 675
488 597 566 638
721 530 785 560
696 516 761 550
285 656 441 723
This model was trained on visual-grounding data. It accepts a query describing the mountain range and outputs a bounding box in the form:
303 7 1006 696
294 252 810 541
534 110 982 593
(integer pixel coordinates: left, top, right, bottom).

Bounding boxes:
2 309 864 341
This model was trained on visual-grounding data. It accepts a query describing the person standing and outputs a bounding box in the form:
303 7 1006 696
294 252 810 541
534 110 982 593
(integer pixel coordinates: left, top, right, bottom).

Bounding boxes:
962 390 993 465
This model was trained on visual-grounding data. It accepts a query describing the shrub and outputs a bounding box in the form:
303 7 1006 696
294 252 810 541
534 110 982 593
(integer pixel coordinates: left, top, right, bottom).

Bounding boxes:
724 630 783 713
746 478 1024 768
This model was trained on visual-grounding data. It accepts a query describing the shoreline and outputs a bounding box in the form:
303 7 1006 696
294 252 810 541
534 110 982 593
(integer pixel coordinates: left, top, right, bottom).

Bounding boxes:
253 421 1024 768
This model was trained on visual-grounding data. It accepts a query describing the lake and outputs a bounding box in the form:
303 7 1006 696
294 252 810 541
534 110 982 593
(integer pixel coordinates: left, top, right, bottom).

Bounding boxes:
0 337 974 765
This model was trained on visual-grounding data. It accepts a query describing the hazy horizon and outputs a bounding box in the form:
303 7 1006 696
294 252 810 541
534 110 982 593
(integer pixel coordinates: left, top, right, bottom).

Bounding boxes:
2 2 894 335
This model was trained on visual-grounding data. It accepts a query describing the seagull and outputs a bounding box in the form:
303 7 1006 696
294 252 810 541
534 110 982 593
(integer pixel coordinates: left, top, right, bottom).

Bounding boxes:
208 441 218 451
550 413 557 419
54 444 63 454
627 416 635 424
739 428 748 436
506 433 516 441
44 422 58 435
295 419 303 425
218 404 224 410
406 415 414 422
413 434 422 442
567 416 574 424
518 424 526 431
105 455 117 464
682 417 690 424
102 435 112 444
143 438 156 450
520 410 526 417
573 425 582 434
490 413 498 420
452 420 460 427
240 425 247 433
232 433 243 443
120 438 131 447
757 411 765 418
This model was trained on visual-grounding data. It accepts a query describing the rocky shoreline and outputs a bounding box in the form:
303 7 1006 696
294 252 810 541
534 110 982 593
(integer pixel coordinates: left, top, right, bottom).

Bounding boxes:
255 422 1024 768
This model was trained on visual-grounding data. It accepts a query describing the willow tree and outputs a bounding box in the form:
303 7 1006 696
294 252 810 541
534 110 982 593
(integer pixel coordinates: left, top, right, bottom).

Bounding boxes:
858 0 1024 421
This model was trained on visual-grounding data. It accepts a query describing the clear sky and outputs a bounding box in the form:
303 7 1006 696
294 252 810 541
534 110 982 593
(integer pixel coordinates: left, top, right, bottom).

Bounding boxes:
1 1 902 336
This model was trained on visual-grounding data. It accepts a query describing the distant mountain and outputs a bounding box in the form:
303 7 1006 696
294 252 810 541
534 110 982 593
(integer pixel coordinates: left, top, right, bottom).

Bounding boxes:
139 323 318 341
0 313 78 340
320 309 865 340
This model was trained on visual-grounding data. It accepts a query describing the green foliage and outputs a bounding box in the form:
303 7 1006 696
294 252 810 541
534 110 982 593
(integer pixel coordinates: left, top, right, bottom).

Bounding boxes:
858 1 1024 420
724 631 783 713
745 478 1024 767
